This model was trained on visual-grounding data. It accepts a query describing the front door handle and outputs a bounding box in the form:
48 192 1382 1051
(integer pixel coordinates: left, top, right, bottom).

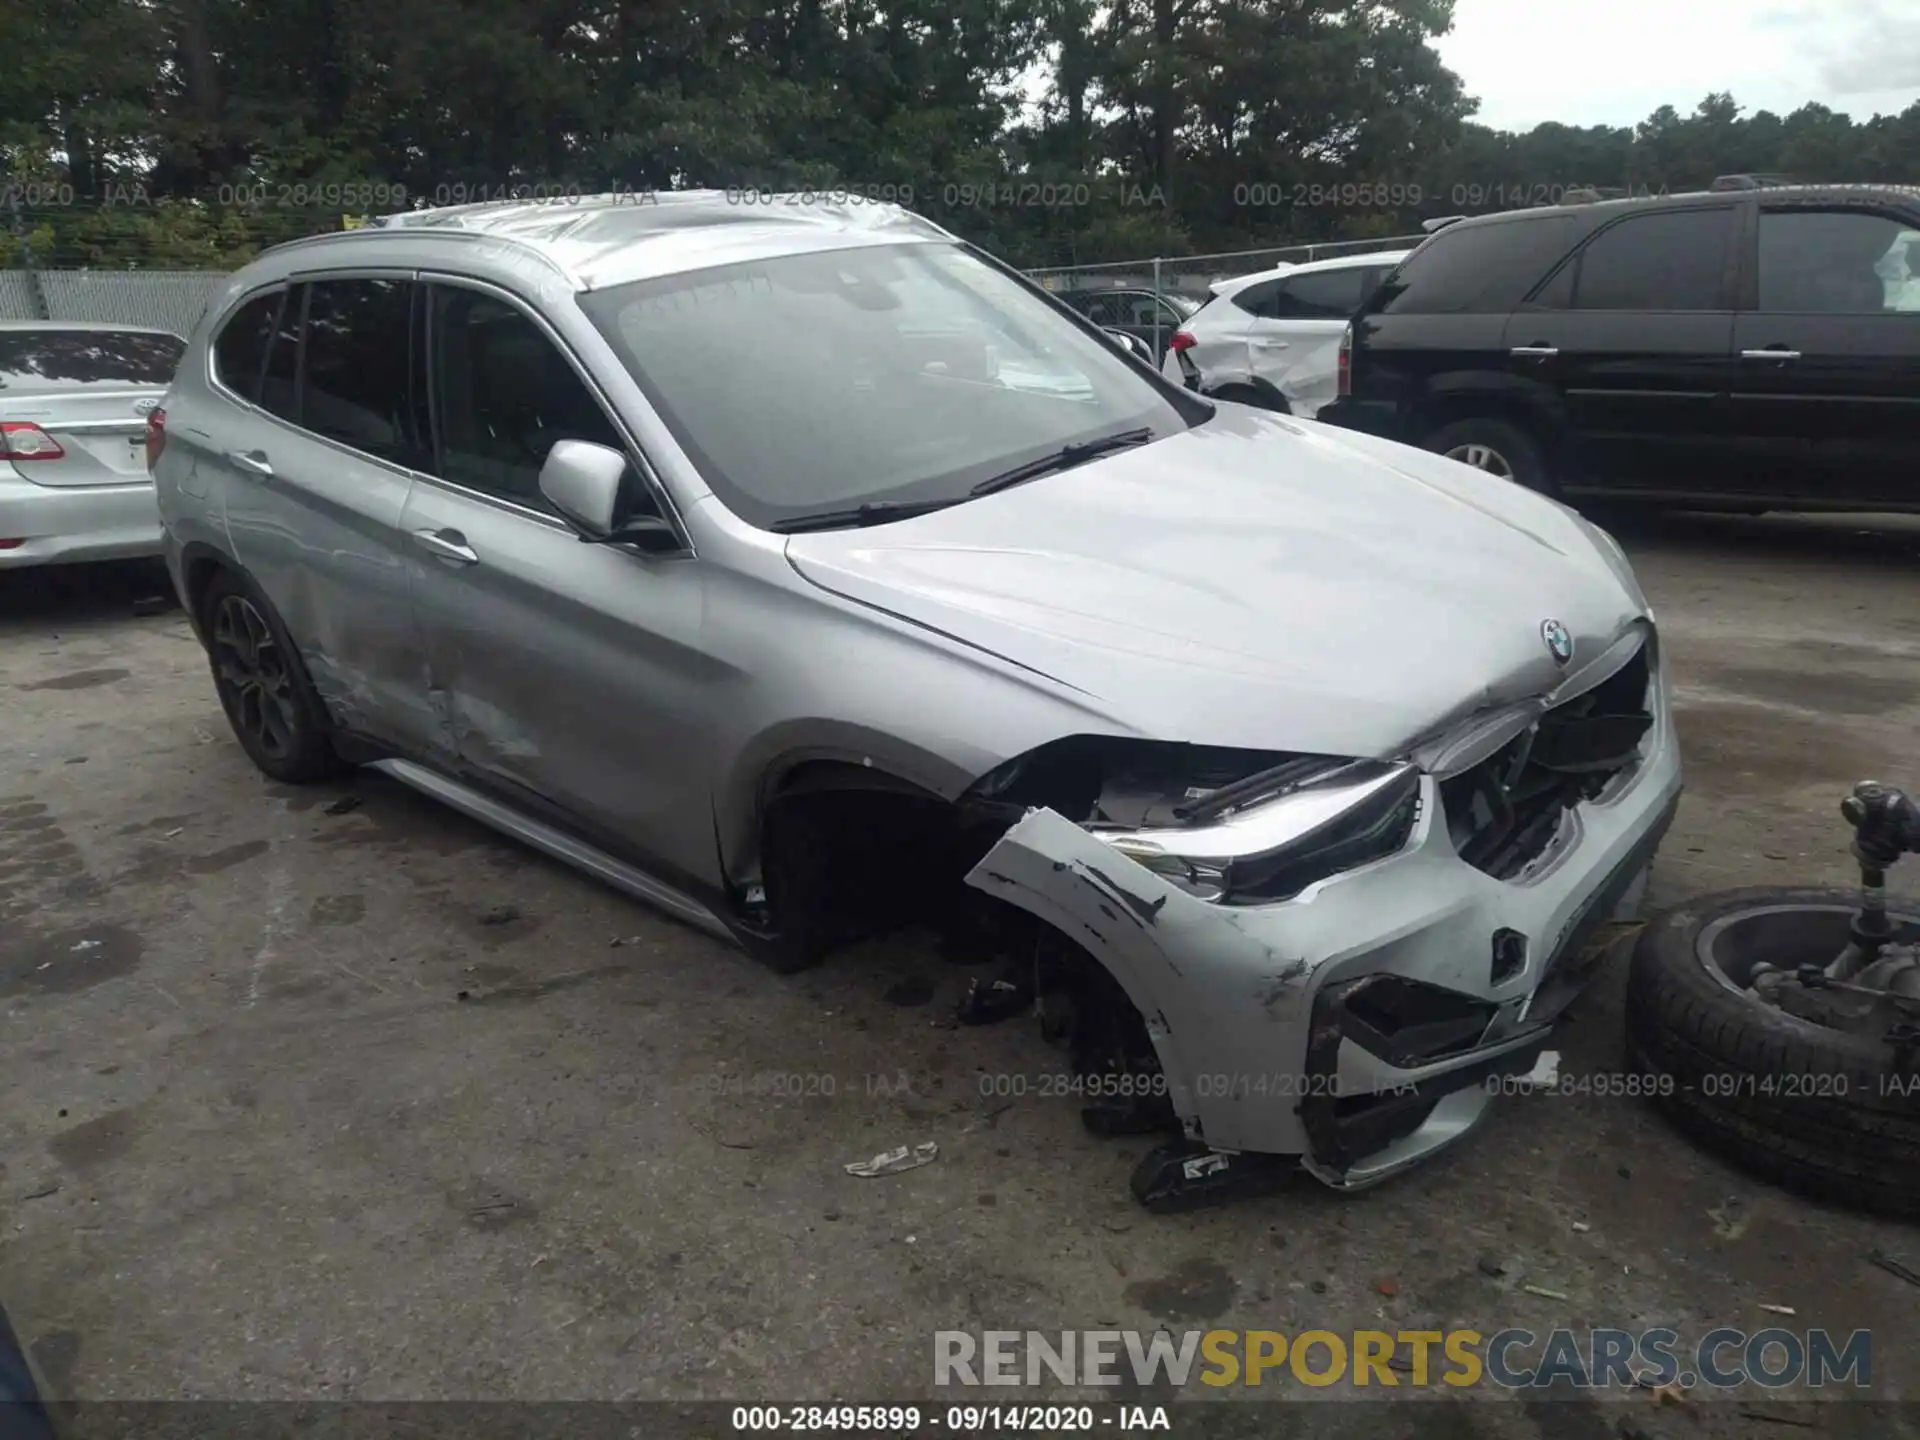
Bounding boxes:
1510 345 1559 358
413 529 480 565
1740 348 1802 361
227 449 273 479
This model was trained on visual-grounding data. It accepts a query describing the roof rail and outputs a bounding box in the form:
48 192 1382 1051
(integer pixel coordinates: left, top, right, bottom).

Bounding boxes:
1709 173 1799 191
1421 214 1467 233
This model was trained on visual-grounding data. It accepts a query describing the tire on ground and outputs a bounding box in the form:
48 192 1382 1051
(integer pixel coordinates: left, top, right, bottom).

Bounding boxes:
199 568 346 784
1209 384 1289 414
1423 416 1551 493
1625 886 1920 1219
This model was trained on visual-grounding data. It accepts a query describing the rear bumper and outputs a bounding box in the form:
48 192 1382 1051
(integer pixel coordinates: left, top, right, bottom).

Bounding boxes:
1312 397 1410 444
0 474 161 568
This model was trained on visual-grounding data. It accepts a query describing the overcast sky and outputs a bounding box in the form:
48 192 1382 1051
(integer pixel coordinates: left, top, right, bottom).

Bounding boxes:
1437 0 1920 131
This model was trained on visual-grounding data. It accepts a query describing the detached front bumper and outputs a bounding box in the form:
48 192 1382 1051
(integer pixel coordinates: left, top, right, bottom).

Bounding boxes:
965 645 1682 1191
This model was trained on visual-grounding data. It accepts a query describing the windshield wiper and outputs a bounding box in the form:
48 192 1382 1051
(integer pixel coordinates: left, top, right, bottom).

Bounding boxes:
768 498 964 534
969 427 1156 497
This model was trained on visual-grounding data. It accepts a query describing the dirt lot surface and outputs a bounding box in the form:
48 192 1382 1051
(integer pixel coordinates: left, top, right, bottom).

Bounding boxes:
3 516 1918 1438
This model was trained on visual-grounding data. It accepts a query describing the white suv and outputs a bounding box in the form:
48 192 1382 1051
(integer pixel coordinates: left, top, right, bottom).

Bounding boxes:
1163 249 1409 417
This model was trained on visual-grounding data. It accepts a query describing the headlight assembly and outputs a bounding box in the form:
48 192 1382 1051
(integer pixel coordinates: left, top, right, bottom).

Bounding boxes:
1097 761 1423 906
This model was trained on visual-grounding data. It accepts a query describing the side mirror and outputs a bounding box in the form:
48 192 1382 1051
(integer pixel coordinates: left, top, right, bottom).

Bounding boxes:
1101 327 1154 364
538 439 676 547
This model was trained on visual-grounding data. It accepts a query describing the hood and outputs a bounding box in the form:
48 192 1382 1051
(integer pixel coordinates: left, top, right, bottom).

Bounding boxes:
784 408 1645 758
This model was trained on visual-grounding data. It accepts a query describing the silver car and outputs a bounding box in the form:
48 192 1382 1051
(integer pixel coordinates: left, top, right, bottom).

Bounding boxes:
152 194 1680 1201
0 322 184 567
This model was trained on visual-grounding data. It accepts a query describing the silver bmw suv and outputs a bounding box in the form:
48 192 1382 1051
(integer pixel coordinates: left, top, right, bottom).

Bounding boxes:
153 193 1680 1203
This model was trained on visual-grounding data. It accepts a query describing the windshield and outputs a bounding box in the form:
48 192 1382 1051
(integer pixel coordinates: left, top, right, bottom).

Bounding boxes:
579 242 1197 529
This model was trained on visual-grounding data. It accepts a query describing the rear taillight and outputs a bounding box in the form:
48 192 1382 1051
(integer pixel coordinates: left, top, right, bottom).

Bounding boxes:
145 408 167 469
1336 324 1352 398
1169 330 1196 354
0 422 64 460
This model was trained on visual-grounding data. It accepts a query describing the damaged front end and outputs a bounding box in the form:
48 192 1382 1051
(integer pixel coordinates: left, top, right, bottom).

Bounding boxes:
963 625 1681 1207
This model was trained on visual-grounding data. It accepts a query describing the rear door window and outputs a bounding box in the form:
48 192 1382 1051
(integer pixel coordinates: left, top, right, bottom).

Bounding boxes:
299 278 428 467
0 329 184 392
1571 207 1736 311
1375 215 1580 314
213 292 281 402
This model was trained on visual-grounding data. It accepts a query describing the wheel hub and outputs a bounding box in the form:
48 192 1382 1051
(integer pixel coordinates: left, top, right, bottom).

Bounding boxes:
1444 442 1513 477
210 595 297 761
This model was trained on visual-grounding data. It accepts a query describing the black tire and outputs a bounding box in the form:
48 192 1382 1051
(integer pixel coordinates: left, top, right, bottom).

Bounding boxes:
1423 417 1551 493
1625 887 1920 1218
1210 384 1289 414
199 568 344 784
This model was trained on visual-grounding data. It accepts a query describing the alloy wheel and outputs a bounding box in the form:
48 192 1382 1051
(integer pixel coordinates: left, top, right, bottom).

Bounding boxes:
1444 442 1515 478
210 594 298 761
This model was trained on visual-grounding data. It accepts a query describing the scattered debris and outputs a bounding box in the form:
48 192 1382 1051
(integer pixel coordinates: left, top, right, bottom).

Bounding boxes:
1309 1279 1328 1295
1867 1249 1920 1288
957 975 1030 1026
1387 1355 1416 1374
164 827 183 839
608 935 644 948
131 595 174 617
1477 1253 1507 1278
478 904 521 926
71 939 100 952
1522 1284 1568 1301
844 1141 939 1178
823 1208 841 1221
323 794 364 816
456 990 471 1002
1617 1165 1633 1179
1736 1407 1818 1429
1757 1302 1796 1316
1645 1379 1687 1406
1708 1197 1750 1240
22 1183 59 1202
64 756 87 765
1572 1222 1591 1233
1374 1276 1398 1297
1515 1050 1561 1090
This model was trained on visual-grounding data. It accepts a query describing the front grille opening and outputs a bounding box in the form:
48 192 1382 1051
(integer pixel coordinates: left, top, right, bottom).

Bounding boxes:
1342 975 1499 1065
1442 643 1652 880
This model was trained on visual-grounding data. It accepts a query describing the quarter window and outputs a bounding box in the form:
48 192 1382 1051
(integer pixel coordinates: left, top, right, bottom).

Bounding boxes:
213 292 281 401
1572 208 1734 311
1758 210 1919 314
1269 268 1368 319
428 286 627 511
300 279 426 466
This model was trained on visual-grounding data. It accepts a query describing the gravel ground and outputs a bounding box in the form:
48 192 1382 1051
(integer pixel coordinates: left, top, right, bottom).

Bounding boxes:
2 515 1917 1438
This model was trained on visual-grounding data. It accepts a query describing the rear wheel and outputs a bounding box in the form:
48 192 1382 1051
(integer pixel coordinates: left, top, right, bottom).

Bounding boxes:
1210 384 1289 414
201 570 343 783
1424 417 1551 494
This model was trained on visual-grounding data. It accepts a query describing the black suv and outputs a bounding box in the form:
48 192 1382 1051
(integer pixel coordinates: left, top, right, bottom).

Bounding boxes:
1317 186 1920 513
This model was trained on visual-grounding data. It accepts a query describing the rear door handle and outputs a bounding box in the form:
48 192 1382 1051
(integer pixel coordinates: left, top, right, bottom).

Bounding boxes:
1510 345 1559 358
1251 339 1290 350
227 449 273 478
413 529 480 565
1740 348 1801 361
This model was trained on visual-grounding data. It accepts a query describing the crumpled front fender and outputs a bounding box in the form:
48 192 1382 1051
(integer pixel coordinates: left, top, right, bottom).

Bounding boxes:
965 806 1326 1157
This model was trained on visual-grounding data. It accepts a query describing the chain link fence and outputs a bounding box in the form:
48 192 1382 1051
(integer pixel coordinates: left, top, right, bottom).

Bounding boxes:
0 232 1427 341
0 270 231 338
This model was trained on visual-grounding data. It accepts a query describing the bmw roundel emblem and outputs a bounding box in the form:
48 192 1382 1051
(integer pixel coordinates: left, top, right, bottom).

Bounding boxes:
1541 619 1573 665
